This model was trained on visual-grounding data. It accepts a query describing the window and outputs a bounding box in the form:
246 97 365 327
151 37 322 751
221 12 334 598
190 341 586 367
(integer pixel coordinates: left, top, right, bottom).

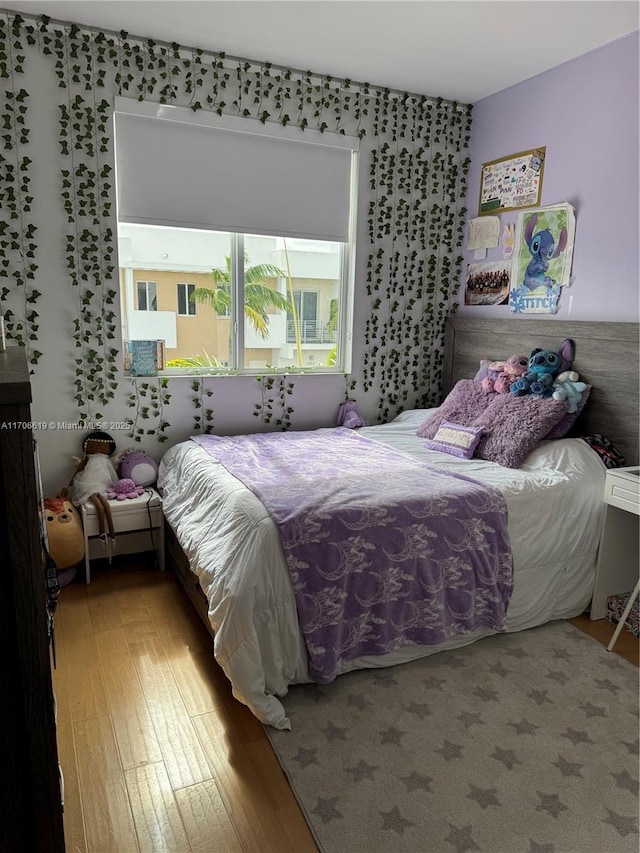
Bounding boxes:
177 283 197 316
289 291 326 344
136 280 157 311
114 99 358 373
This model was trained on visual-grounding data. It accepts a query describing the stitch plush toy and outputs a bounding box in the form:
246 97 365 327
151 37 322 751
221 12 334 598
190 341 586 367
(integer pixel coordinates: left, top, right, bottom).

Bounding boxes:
510 339 575 397
481 354 529 394
552 370 588 413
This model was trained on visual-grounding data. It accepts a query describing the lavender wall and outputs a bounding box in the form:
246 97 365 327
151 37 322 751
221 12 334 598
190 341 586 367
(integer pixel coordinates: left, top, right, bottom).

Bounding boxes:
458 33 639 322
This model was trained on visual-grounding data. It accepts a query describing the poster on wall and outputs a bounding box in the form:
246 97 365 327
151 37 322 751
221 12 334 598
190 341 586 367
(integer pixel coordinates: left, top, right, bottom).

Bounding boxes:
464 260 511 306
508 203 576 315
124 340 165 376
478 147 546 215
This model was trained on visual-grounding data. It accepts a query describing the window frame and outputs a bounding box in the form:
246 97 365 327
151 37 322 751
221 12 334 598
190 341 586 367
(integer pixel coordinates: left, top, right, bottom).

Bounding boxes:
115 99 358 377
149 230 355 377
136 279 157 312
176 282 197 317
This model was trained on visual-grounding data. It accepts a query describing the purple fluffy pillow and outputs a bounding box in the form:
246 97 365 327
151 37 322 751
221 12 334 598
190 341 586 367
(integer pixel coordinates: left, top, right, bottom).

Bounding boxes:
417 380 490 439
544 385 592 440
472 395 569 468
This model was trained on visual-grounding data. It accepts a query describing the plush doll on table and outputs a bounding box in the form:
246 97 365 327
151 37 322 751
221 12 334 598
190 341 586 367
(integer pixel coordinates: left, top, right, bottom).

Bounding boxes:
510 338 575 398
69 430 118 550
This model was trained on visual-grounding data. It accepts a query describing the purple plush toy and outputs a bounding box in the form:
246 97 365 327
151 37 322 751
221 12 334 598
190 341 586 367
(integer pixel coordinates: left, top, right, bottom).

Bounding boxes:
481 354 529 394
105 478 144 500
337 400 366 429
119 450 158 487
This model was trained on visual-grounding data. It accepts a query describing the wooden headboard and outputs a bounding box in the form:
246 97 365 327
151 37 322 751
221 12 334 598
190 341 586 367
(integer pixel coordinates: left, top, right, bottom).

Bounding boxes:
443 316 639 466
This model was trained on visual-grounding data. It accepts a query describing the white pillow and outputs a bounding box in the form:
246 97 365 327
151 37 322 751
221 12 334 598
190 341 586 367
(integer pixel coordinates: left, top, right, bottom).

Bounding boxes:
391 408 438 426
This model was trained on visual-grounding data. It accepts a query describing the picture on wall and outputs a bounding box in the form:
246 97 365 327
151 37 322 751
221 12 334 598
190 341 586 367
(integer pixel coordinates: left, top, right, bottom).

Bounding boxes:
464 260 511 306
124 340 165 376
508 203 576 315
478 147 546 215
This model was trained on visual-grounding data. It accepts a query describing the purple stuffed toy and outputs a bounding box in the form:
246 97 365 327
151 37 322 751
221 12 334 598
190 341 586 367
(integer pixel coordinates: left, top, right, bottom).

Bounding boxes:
105 478 144 501
337 400 366 429
481 354 529 394
119 450 158 487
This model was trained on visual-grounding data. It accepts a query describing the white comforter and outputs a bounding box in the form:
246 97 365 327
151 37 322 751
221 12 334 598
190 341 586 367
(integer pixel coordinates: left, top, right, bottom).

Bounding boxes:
158 410 606 729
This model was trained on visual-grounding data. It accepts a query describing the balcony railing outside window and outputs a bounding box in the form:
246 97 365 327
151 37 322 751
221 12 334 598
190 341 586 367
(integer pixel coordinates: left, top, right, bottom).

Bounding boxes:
287 320 336 344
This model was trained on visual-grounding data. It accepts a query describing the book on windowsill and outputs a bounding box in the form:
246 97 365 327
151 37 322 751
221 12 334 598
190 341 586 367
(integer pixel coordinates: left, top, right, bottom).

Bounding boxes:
124 340 165 376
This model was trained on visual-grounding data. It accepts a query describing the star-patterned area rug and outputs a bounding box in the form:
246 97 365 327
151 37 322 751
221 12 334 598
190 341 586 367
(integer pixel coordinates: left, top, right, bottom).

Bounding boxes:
265 622 639 853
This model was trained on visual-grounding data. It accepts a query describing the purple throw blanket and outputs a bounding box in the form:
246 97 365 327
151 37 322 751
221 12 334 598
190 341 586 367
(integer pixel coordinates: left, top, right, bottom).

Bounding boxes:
193 429 514 683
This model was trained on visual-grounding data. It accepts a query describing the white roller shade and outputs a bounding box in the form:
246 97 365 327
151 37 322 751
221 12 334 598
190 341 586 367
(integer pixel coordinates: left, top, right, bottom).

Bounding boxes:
114 99 358 242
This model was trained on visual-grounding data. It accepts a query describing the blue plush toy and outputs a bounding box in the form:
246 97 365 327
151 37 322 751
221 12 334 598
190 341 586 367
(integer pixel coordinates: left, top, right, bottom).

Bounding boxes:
552 370 588 413
510 339 575 398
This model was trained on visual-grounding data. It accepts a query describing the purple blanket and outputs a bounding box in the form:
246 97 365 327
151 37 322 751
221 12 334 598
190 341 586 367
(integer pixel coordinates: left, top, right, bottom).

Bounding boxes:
193 429 514 683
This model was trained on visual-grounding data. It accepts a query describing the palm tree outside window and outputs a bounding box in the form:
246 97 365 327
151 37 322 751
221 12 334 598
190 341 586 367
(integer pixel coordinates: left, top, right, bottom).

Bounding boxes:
191 253 291 340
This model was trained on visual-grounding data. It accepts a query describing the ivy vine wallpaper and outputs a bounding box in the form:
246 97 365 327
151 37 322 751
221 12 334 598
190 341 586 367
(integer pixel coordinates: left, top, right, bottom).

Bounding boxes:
0 12 470 492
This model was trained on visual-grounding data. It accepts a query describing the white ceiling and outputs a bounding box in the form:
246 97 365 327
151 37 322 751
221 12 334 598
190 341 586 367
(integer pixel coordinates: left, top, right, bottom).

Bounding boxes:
2 0 638 102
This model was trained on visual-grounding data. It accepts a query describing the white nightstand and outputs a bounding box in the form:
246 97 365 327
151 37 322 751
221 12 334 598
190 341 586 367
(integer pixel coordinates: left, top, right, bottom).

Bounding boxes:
80 488 164 583
590 467 639 620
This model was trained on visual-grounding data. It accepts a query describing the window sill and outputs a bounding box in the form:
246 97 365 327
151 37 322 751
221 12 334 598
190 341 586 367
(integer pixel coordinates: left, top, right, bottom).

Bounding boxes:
156 367 345 378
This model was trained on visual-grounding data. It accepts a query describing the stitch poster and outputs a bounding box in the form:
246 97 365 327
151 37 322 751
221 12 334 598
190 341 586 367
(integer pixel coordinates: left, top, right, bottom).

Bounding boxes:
478 147 545 215
509 203 576 315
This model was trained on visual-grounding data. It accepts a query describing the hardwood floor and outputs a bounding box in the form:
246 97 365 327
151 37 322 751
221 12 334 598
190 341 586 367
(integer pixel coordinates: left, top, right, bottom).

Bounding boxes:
569 612 639 666
53 559 638 852
52 558 317 853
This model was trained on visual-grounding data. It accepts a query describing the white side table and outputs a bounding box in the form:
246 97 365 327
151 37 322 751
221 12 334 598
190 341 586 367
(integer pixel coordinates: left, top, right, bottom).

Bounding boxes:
590 466 639 621
80 488 164 583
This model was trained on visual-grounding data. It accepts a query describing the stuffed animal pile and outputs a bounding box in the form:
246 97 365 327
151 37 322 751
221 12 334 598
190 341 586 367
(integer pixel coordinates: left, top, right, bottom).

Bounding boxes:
476 338 589 411
65 433 159 561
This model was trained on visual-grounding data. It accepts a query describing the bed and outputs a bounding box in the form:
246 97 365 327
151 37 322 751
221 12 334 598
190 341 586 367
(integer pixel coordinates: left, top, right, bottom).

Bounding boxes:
158 317 639 729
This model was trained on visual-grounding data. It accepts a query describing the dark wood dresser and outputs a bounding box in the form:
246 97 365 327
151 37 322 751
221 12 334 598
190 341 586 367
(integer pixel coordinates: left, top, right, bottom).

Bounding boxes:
0 348 65 852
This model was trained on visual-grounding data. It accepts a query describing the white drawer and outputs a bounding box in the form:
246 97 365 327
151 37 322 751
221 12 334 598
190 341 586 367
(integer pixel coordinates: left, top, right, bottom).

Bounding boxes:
81 490 163 537
603 469 640 516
